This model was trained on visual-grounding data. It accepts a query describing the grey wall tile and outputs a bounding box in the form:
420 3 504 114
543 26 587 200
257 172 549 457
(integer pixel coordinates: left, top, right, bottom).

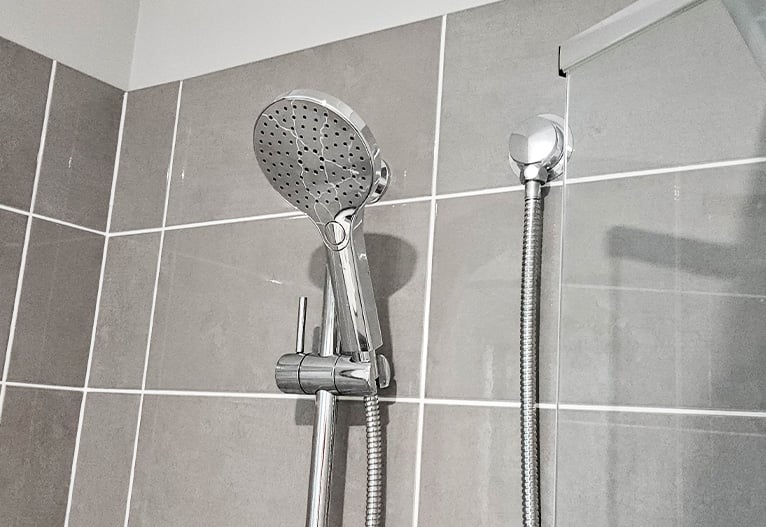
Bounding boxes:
563 164 766 296
568 0 766 178
128 396 313 526
68 393 139 527
556 410 766 526
90 233 160 388
0 210 27 368
437 0 633 194
9 219 103 386
0 386 81 525
418 405 555 526
167 18 440 226
329 401 418 526
128 396 416 526
560 285 766 410
427 190 561 402
35 64 122 231
148 202 428 396
0 38 51 210
110 83 178 232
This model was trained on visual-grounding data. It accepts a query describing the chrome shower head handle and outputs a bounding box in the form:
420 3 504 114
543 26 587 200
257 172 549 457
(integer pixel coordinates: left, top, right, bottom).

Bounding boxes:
254 89 386 360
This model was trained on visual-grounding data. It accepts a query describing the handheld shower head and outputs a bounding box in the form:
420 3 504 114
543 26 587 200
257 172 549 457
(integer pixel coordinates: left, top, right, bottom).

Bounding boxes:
254 90 388 360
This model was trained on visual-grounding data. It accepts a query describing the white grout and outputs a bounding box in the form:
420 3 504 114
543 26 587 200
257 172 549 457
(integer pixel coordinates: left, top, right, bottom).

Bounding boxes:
123 80 183 527
4 380 83 392
565 282 766 300
0 61 57 423
567 156 766 185
411 15 447 527
4 378 766 419
30 211 106 235
98 154 765 238
63 91 128 527
555 403 766 419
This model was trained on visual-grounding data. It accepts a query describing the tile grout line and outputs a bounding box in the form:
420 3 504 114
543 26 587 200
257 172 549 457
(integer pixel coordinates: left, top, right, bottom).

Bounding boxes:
411 14 446 527
567 156 766 185
0 204 106 236
0 60 57 423
63 90 128 526
102 155 766 238
4 379 766 418
123 80 183 527
564 282 766 300
2 156 763 241
551 74 572 527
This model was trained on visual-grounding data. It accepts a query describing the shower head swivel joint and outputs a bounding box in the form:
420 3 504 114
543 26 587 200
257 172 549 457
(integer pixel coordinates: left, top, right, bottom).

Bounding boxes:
254 89 388 370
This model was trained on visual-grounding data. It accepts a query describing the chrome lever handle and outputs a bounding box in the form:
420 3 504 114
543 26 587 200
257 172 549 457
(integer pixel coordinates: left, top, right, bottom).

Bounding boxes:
295 296 308 354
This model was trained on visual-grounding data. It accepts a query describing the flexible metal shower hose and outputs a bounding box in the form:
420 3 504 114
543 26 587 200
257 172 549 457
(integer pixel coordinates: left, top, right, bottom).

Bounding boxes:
520 183 542 527
364 394 384 527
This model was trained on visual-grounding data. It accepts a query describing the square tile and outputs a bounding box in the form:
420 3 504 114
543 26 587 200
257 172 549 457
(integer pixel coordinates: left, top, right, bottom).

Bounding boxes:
418 405 555 526
427 190 561 402
563 164 766 296
128 396 416 526
8 219 103 386
0 210 27 368
128 396 313 526
110 83 178 232
35 64 123 230
0 386 81 525
328 400 418 526
437 0 633 194
556 410 766 526
167 18 441 225
559 285 766 410
148 202 429 396
90 233 160 388
567 0 766 178
0 38 51 210
68 393 140 527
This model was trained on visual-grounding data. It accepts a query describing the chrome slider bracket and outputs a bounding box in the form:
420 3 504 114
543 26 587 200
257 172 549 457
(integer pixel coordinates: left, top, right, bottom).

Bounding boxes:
274 297 391 396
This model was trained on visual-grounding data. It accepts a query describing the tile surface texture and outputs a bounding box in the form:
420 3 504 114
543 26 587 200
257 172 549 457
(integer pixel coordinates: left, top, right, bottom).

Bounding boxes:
0 387 81 526
147 202 429 396
167 18 441 225
427 190 561 402
418 406 555 526
563 165 766 295
437 0 634 193
8 219 103 386
555 410 766 526
110 83 178 232
68 393 140 527
0 210 27 368
89 233 160 388
127 396 416 525
567 0 766 178
35 64 122 230
0 38 51 210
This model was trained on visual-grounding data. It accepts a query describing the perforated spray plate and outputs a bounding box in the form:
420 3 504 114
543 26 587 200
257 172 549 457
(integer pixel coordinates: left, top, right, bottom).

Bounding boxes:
253 90 379 228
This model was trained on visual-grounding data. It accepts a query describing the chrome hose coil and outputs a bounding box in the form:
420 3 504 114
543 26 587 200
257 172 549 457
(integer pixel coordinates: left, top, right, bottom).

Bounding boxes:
364 394 384 527
520 189 542 527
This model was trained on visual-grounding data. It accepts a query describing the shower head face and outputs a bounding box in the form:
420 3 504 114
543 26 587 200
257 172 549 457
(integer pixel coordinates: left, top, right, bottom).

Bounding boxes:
254 90 381 243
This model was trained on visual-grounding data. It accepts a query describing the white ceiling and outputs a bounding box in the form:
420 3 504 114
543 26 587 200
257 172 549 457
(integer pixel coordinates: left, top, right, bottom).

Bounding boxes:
0 0 501 90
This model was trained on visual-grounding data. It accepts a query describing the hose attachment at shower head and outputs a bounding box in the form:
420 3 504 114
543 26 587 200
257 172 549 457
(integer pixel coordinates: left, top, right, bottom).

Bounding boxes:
254 89 388 361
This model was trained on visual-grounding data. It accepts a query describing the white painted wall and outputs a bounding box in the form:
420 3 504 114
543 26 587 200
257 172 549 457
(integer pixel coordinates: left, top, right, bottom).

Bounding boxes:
128 0 500 90
0 0 499 90
0 0 139 88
